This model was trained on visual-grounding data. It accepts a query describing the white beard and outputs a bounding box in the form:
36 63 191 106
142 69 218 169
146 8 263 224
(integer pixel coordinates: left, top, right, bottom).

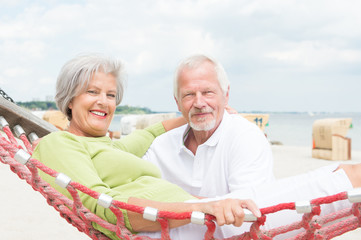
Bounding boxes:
188 107 216 131
190 118 216 131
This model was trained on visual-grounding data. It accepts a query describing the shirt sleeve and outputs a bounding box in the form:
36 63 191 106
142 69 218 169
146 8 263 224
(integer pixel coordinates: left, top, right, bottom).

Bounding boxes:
227 126 275 194
113 122 166 157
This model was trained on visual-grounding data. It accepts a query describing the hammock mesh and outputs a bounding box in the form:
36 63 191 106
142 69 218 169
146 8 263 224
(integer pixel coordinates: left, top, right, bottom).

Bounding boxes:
1 116 361 240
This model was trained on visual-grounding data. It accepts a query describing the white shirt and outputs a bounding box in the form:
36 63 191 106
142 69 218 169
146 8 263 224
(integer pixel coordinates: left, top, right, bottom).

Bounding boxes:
138 163 352 239
143 111 275 198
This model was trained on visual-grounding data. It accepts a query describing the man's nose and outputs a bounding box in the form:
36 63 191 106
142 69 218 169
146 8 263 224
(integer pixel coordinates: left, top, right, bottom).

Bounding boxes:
193 92 206 108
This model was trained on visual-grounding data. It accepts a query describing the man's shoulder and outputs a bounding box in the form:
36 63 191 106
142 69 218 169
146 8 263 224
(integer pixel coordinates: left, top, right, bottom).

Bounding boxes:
145 124 187 160
219 115 271 150
226 114 261 132
152 124 187 144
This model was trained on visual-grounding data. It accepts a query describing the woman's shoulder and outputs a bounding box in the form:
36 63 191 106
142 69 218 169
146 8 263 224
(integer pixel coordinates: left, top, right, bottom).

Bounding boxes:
36 131 72 148
40 131 87 147
35 131 98 153
43 130 74 140
42 131 111 145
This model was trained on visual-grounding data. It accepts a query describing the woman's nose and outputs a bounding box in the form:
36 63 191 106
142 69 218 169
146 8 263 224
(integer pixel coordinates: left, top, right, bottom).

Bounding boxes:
96 93 107 105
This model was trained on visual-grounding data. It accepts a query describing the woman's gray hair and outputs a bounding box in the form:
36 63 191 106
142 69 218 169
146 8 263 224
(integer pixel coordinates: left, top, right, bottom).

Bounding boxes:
55 53 126 120
173 54 230 100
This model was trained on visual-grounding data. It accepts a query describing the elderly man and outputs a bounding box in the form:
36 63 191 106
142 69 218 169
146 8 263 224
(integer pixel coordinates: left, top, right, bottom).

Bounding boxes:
142 54 275 198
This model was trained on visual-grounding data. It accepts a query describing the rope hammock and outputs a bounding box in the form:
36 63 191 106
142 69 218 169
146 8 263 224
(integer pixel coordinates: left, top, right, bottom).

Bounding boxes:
1 99 361 239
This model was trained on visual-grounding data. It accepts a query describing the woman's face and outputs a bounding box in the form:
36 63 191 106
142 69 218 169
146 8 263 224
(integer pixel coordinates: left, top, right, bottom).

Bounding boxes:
67 71 117 137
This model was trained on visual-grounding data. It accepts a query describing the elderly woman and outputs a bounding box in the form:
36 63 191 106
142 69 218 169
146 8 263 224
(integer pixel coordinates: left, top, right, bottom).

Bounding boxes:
32 54 361 240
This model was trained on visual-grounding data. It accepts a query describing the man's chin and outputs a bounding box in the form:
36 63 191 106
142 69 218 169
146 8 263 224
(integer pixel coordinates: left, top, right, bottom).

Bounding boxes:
190 120 216 131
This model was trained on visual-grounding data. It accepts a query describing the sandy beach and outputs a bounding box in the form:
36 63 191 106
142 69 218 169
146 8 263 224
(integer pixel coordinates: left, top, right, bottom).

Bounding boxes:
1 144 361 239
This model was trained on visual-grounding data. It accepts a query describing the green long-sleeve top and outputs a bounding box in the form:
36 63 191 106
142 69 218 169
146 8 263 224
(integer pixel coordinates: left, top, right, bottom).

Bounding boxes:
32 122 195 239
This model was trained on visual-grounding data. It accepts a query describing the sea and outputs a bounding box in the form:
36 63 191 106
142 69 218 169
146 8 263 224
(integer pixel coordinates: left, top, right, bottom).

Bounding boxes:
109 112 361 151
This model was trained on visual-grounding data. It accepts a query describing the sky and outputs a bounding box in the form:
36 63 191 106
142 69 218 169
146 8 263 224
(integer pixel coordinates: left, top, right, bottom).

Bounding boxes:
0 0 360 113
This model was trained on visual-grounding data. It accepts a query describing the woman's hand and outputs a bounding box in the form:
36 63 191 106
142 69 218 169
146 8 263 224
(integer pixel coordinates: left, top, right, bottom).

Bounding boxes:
162 116 187 131
225 105 238 114
198 198 260 227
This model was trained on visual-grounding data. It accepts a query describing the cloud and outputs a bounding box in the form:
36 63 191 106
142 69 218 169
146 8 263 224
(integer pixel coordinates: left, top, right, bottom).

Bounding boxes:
0 0 360 112
266 41 361 68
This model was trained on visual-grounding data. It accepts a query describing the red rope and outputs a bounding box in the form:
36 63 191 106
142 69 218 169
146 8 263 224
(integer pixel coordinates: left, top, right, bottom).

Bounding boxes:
1 122 361 239
2 125 20 147
19 134 33 153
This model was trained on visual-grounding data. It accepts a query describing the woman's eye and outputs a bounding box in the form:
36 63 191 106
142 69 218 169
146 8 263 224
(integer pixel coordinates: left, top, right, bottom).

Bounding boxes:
87 90 97 94
107 94 116 98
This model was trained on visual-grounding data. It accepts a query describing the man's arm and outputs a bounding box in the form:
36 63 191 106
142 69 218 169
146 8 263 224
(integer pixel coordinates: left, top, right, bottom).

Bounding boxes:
227 120 275 192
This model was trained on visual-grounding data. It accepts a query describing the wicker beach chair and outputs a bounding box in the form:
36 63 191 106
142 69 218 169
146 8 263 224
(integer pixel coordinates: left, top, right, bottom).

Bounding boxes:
312 118 352 161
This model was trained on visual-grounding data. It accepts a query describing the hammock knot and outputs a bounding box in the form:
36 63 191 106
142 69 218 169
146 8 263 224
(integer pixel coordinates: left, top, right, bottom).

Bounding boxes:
312 205 321 216
204 219 217 240
314 230 326 240
309 216 322 230
249 221 271 240
352 202 361 220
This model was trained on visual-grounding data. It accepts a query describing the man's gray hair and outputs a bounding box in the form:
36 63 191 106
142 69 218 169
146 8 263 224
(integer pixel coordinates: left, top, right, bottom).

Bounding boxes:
173 54 230 100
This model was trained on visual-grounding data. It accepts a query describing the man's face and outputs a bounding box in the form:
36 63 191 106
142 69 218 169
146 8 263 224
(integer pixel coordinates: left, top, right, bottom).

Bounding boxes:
176 61 229 132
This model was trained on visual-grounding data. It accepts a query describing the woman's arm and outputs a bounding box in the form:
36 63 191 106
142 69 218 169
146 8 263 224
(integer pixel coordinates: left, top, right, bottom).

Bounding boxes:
161 116 186 132
114 122 165 156
127 197 261 232
115 116 186 157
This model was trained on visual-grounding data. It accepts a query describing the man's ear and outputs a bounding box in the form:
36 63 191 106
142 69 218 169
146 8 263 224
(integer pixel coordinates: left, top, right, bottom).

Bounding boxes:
174 96 181 112
224 86 230 105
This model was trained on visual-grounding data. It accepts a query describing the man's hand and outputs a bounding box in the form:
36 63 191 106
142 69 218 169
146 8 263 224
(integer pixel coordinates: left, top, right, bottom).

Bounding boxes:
199 198 261 227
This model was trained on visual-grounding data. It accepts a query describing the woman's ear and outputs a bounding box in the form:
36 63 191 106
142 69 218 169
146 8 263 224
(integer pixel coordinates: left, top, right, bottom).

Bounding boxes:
68 100 73 109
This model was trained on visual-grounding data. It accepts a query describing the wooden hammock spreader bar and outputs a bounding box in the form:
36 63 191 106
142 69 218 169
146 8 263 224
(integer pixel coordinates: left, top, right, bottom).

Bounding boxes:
0 97 58 138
